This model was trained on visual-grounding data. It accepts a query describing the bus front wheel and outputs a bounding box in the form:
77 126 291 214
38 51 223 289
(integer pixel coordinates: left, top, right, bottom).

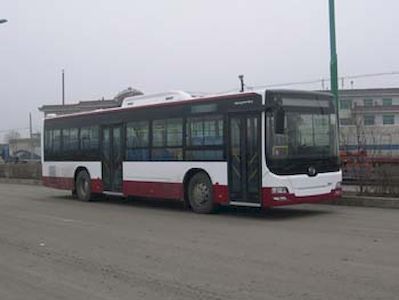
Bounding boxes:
76 170 92 202
188 172 216 214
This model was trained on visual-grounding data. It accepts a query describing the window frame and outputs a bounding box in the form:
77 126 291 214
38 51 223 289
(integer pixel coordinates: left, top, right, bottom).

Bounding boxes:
383 114 395 125
340 99 352 110
382 98 393 107
363 114 375 126
339 118 354 126
363 99 373 107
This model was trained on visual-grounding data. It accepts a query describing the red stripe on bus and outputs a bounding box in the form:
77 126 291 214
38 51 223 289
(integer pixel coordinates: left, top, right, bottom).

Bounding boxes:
262 188 341 207
42 176 340 207
42 176 103 193
123 180 229 203
43 176 74 190
91 179 104 193
212 184 229 204
123 180 183 199
42 176 229 203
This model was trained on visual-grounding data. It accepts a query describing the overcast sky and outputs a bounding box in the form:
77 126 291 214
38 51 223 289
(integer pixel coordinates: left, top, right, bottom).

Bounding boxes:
1 0 399 141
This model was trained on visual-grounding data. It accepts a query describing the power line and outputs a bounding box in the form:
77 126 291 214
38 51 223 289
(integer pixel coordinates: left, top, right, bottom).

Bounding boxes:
224 71 399 92
250 71 399 90
249 79 324 89
345 71 399 80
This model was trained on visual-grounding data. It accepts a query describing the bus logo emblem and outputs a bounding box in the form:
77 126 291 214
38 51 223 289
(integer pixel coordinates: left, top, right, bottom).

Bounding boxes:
308 166 317 177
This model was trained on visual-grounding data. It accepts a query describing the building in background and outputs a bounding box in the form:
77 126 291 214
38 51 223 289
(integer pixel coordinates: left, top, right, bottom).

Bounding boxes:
339 88 399 156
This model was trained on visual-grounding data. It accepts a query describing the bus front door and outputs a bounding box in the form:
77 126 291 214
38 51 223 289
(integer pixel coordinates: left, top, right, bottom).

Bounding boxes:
101 125 123 193
228 114 261 205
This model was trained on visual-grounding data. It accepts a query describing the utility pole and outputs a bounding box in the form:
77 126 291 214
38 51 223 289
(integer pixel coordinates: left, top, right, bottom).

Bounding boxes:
62 69 65 105
329 0 339 122
29 113 33 160
29 113 32 138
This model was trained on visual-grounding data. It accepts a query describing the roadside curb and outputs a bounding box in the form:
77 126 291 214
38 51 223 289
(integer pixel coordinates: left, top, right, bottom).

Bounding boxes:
327 194 399 209
0 178 42 186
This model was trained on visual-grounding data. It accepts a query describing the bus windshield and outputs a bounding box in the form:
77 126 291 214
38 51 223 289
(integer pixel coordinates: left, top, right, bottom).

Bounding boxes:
266 94 340 175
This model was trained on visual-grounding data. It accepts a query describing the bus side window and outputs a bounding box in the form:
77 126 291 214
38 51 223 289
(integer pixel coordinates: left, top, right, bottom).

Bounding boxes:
126 121 150 161
62 128 79 152
185 115 224 161
80 126 99 153
186 115 224 147
53 129 61 154
151 118 183 161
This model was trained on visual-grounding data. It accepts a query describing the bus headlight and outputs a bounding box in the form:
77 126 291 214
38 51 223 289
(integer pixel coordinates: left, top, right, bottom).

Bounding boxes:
271 187 289 201
334 182 342 196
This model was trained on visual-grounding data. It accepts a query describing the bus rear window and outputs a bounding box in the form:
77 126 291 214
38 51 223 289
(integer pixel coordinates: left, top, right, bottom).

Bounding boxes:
44 129 61 157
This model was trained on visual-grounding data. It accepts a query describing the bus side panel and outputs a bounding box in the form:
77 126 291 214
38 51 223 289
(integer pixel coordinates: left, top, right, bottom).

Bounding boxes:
42 161 102 192
122 161 229 203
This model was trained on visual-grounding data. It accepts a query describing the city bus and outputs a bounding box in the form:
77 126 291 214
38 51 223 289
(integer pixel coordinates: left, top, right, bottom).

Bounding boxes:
42 89 342 213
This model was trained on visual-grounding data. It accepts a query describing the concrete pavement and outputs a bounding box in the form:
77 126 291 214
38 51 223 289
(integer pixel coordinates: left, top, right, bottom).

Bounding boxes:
0 183 399 299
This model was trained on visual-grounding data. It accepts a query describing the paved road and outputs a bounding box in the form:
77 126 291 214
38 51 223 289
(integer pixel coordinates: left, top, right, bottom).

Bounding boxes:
0 183 398 300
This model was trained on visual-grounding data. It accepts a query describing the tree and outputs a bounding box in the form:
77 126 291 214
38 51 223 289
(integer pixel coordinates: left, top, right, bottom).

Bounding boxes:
340 107 370 194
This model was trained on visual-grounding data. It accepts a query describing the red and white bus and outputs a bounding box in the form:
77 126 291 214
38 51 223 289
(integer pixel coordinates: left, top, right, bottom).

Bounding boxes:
42 89 342 213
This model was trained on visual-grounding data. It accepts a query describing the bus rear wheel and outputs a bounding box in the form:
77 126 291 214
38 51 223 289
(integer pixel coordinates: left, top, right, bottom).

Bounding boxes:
188 172 216 214
76 170 92 202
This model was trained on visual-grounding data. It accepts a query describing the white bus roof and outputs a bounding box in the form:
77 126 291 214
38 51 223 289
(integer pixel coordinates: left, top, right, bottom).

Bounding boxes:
44 90 262 120
121 91 194 108
43 89 332 120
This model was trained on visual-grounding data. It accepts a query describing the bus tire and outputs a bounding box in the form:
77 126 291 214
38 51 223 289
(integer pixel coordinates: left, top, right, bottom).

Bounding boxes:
75 170 92 202
188 172 215 214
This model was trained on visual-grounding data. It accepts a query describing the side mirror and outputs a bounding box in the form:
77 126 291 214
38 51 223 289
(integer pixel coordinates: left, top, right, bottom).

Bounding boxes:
275 108 285 134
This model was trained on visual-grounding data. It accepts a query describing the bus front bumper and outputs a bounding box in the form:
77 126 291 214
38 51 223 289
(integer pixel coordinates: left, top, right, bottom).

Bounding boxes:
262 188 342 207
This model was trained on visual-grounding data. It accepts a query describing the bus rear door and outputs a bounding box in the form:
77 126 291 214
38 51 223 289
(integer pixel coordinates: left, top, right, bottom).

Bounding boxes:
101 124 124 193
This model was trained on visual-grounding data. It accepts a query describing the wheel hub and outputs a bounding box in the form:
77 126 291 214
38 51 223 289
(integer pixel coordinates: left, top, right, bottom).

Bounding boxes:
193 183 210 205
